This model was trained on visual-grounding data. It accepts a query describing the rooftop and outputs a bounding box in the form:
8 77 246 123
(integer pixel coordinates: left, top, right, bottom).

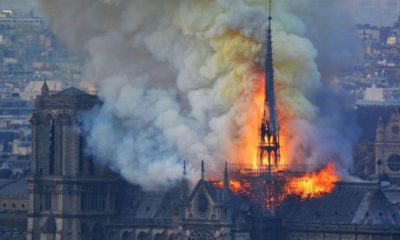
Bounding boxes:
278 182 400 226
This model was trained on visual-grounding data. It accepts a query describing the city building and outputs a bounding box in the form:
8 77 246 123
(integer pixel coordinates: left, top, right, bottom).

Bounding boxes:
0 10 43 29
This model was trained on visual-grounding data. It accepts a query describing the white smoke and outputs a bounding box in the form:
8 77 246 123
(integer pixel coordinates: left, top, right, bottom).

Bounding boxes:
36 0 360 190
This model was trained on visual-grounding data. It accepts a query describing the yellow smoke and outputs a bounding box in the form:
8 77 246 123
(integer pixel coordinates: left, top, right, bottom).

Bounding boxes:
178 0 322 166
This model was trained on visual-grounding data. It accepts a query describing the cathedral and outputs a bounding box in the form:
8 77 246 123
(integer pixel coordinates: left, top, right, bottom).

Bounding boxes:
25 82 400 240
26 82 260 240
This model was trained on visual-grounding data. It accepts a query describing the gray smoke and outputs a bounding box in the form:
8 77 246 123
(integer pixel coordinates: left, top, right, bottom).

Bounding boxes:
36 0 361 190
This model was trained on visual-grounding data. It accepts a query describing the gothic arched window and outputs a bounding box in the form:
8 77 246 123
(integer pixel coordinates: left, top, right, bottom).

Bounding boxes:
88 155 95 176
122 231 130 240
168 234 176 240
79 132 85 175
137 232 150 240
154 233 166 240
92 223 104 240
48 117 55 175
81 224 90 240
79 126 95 176
56 115 64 175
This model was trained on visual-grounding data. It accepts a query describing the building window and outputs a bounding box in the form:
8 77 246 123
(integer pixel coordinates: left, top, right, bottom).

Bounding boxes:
45 190 52 210
49 118 55 175
88 155 95 176
80 129 95 176
388 154 400 172
79 133 84 175
56 116 64 175
81 192 87 211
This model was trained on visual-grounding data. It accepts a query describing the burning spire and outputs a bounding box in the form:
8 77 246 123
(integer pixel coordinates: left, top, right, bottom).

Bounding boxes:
258 0 280 169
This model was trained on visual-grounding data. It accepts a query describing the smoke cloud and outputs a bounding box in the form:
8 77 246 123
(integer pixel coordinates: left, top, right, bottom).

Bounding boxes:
36 0 361 190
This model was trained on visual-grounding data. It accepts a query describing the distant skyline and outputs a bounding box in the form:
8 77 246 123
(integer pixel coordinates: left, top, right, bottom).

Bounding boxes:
0 0 399 26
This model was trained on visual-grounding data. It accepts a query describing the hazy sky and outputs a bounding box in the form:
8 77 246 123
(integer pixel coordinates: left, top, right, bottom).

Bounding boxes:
0 0 36 9
349 0 400 25
0 0 399 26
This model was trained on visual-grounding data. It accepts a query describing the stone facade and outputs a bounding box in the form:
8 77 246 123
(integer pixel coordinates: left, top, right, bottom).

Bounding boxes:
27 86 120 240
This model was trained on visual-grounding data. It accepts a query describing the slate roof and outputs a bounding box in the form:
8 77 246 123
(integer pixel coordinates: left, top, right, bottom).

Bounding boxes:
36 86 100 110
116 179 254 226
55 87 89 96
0 179 26 197
278 182 400 226
116 183 184 220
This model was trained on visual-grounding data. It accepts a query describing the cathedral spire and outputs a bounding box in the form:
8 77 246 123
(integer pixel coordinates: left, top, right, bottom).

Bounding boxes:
41 79 49 96
256 0 280 209
258 0 280 170
265 0 277 134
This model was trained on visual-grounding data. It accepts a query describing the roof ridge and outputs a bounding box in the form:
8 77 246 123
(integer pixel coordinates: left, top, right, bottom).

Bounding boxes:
54 86 89 96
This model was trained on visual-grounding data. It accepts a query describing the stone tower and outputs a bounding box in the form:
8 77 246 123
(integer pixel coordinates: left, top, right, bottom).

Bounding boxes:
27 86 120 240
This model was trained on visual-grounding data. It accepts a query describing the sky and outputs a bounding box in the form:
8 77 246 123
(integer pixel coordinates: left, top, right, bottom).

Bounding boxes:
0 0 36 8
0 0 399 26
349 0 400 25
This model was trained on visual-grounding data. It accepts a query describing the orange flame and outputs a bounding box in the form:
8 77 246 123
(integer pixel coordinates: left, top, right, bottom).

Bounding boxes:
284 163 338 199
211 163 338 207
224 62 339 207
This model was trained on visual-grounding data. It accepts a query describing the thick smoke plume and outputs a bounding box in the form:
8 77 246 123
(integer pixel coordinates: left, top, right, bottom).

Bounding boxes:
36 0 360 190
